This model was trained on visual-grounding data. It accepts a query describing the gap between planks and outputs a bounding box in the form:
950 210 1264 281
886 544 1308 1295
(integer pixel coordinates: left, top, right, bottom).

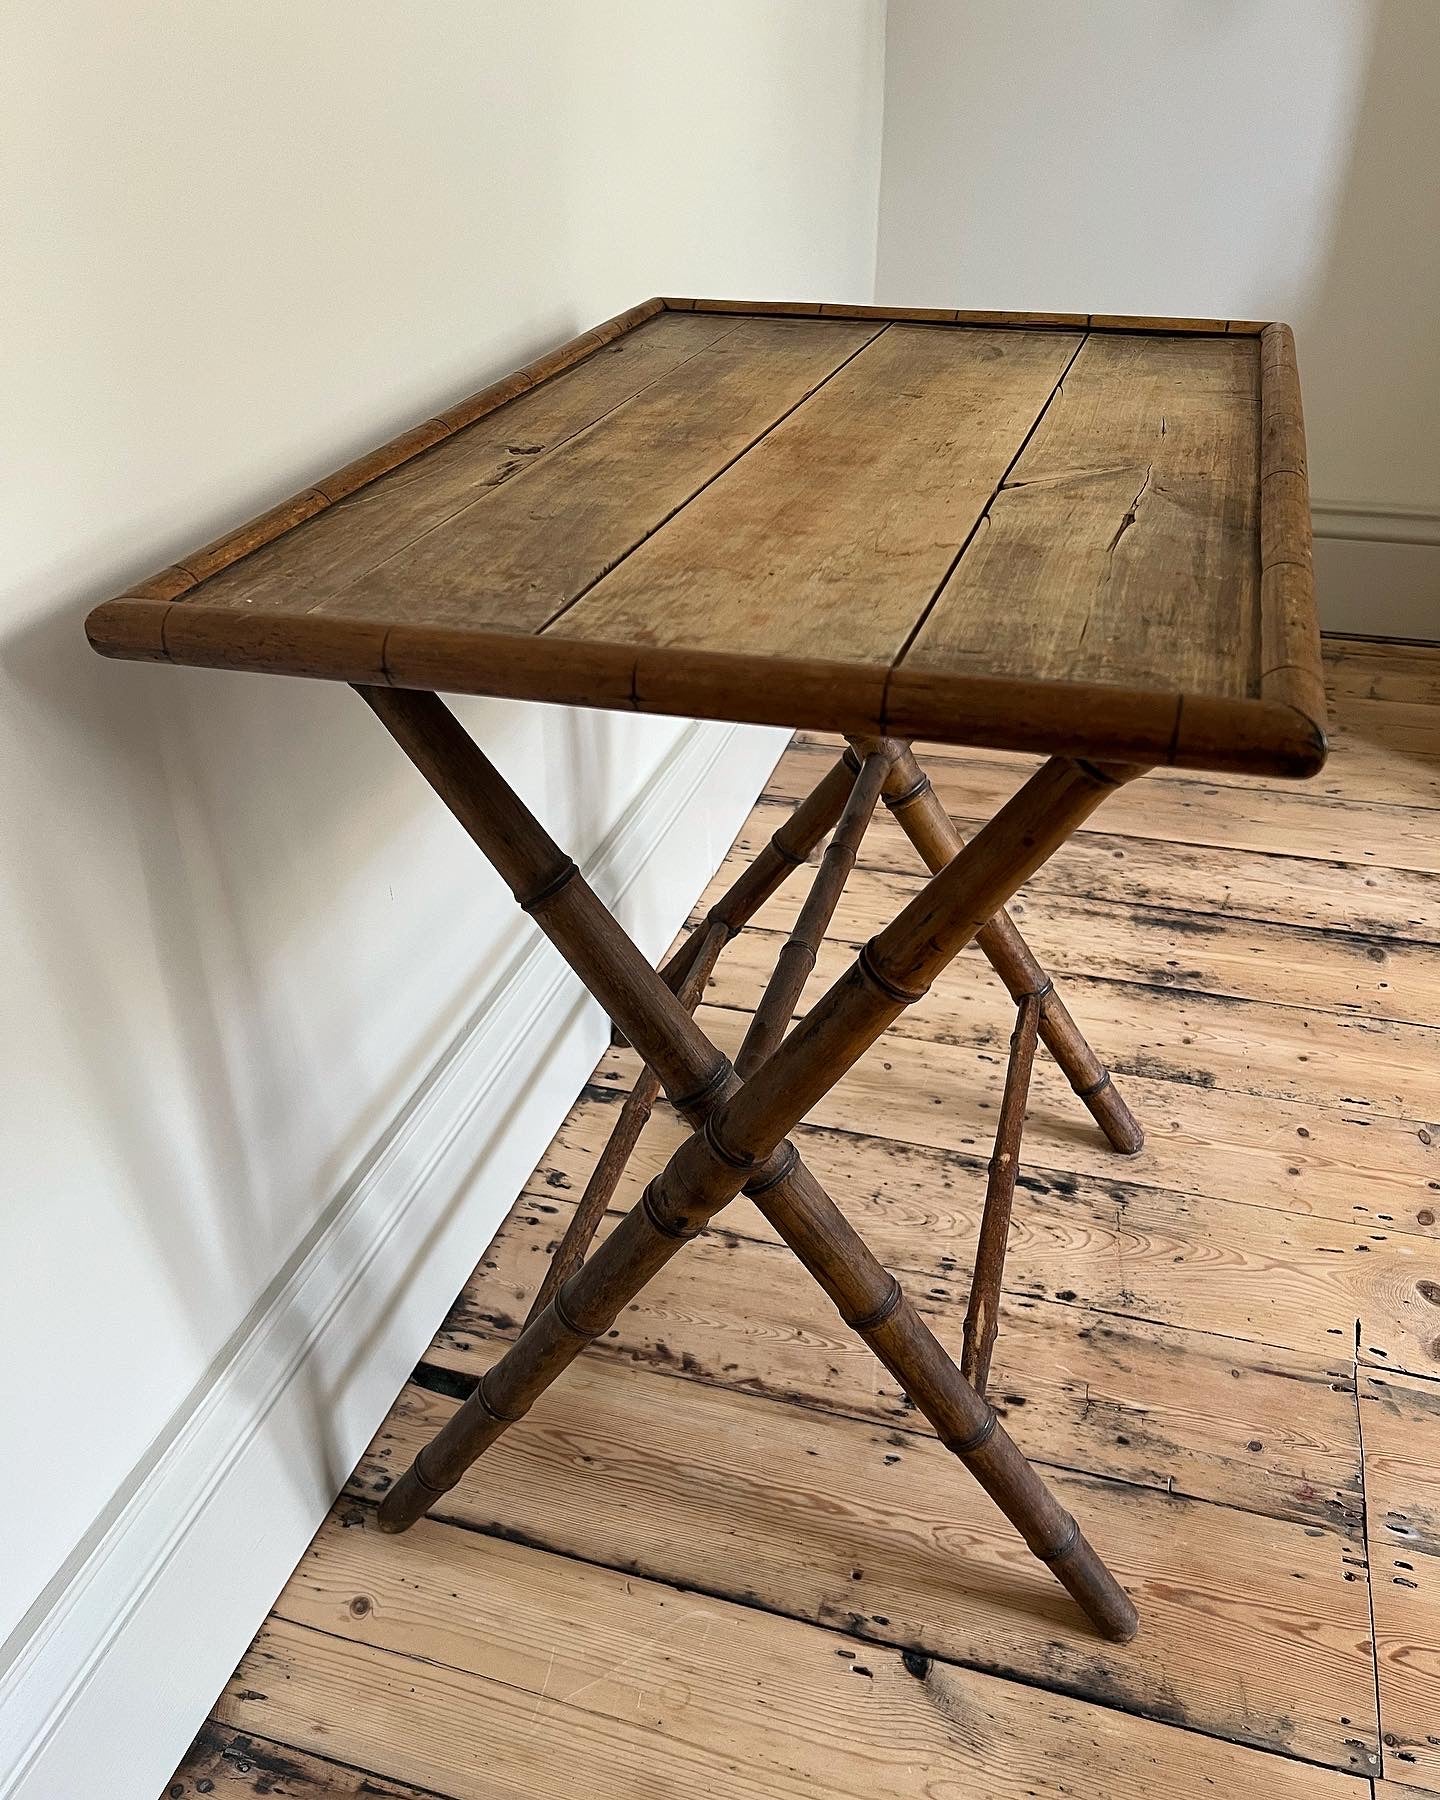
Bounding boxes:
433 1183 1364 1533
205 1514 1369 1800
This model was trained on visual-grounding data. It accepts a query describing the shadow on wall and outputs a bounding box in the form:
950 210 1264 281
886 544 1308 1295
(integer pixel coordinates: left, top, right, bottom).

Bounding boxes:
1294 0 1440 517
0 573 632 1570
1293 0 1440 636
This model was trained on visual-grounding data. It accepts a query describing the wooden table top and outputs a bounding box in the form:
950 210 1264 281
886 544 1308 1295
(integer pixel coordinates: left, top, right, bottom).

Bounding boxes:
87 297 1325 776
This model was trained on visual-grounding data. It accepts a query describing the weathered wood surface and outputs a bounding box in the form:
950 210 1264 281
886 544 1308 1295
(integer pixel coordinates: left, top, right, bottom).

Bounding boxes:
701 851 1440 1025
734 794 1440 943
552 326 1079 662
524 1083 1440 1376
89 300 1324 777
164 1722 446 1797
325 318 880 631
525 1058 1440 1353
345 1371 1378 1773
165 638 1436 1799
209 1518 1364 1800
1360 1370 1440 1787
813 675 1440 807
704 919 1439 1119
907 334 1261 698
590 1005 1439 1236
770 739 1440 874
192 312 744 616
1323 635 1440 708
434 1189 1362 1530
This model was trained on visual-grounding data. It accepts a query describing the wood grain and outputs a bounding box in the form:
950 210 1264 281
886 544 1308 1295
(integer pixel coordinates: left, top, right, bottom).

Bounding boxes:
1360 1370 1440 1787
524 1080 1438 1376
905 333 1262 698
347 1369 1379 1772
211 1519 1362 1800
769 738 1440 874
316 318 880 631
436 1188 1362 1530
734 792 1440 945
195 311 745 615
1324 638 1440 709
591 1008 1438 1235
704 925 1440 1120
823 676 1440 808
164 1722 447 1798
87 301 1325 779
551 325 1079 663
700 847 1440 1026
162 636 1440 1800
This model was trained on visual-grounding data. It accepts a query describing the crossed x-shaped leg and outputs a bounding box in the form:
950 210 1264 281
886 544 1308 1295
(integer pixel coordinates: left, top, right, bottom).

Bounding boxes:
357 687 1148 1643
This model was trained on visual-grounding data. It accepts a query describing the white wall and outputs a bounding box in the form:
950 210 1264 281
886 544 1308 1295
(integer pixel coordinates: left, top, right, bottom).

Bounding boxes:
876 0 1440 638
0 5 885 1793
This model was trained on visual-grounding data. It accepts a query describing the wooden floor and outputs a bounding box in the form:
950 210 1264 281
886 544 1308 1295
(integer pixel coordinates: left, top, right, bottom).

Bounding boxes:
168 637 1440 1800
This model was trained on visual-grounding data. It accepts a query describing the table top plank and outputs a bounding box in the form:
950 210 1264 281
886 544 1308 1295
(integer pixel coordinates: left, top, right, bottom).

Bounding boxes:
903 333 1262 698
84 298 1326 776
300 316 879 634
548 323 1080 666
194 310 748 617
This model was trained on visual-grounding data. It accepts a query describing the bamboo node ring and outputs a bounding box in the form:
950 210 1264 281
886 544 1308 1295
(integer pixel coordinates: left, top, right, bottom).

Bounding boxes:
703 1112 757 1171
848 1276 904 1333
518 859 580 913
476 1374 528 1425
945 1409 999 1456
673 1057 732 1113
640 1178 703 1241
551 1278 604 1343
859 939 929 1005
743 1142 799 1197
1037 1517 1081 1565
881 772 932 810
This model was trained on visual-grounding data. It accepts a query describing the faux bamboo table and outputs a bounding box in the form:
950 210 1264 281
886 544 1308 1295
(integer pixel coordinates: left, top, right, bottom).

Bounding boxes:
87 297 1326 1644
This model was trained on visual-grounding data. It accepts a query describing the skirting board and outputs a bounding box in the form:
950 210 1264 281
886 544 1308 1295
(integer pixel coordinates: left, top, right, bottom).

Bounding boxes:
1312 502 1440 640
0 715 788 1800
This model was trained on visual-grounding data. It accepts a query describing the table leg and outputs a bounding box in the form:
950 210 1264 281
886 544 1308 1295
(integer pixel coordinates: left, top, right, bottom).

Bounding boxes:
570 751 861 1309
870 741 1144 1155
735 748 888 1077
962 990 1041 1395
356 686 1141 1640
751 1154 1136 1642
523 916 729 1331
658 748 858 994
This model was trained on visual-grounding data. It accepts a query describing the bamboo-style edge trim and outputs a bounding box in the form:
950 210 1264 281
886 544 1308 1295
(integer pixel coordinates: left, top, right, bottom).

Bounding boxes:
1256 322 1327 739
88 605 1326 776
660 297 1270 335
85 295 1325 778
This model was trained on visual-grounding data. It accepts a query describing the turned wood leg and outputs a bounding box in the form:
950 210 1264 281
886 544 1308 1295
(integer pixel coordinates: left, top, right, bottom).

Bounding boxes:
866 741 1144 1155
962 991 1041 1395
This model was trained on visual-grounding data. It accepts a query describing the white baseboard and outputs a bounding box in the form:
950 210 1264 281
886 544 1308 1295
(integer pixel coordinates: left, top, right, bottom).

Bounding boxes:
0 716 787 1800
1312 501 1440 641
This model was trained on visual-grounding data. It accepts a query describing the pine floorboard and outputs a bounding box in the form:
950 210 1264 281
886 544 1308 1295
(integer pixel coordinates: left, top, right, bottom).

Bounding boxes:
164 637 1440 1799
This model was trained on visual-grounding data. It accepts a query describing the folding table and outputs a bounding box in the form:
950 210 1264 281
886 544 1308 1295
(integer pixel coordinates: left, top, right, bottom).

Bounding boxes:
87 296 1325 1643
